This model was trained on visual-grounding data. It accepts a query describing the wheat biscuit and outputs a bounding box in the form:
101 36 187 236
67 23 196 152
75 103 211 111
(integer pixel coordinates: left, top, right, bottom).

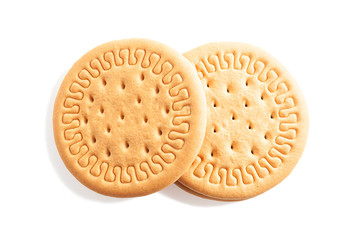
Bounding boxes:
179 42 309 200
53 39 207 197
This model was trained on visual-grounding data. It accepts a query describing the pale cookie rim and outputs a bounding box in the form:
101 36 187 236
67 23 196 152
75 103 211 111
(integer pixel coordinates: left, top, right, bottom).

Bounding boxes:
179 42 309 201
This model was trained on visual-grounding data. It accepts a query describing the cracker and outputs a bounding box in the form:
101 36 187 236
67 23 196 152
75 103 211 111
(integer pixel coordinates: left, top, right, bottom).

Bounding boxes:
53 39 207 197
179 42 309 200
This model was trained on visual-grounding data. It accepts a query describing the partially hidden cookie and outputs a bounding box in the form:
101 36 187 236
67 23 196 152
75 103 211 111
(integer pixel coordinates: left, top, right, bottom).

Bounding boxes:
53 39 207 197
179 42 309 200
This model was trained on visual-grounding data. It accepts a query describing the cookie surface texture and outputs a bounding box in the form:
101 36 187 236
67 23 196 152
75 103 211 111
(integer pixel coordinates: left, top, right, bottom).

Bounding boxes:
53 39 207 197
179 42 308 200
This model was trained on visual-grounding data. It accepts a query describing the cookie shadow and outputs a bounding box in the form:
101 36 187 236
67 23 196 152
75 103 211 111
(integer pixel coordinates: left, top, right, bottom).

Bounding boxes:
159 182 234 207
46 72 127 203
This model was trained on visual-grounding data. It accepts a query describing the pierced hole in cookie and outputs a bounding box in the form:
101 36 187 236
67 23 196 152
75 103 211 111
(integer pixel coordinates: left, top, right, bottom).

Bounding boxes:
165 106 170 114
251 149 254 155
245 80 249 86
145 146 149 153
100 106 104 114
106 126 111 133
144 116 148 123
264 134 268 140
261 94 264 100
92 136 96 143
231 144 234 150
84 117 88 124
231 114 235 120
155 86 160 94
121 82 126 89
120 113 125 120
125 141 130 148
248 124 252 130
140 73 145 81
102 79 107 86
158 128 163 136
137 96 142 104
227 88 230 93
89 95 94 102
213 126 217 133
213 101 217 108
106 149 111 157
270 113 274 119
211 152 214 157
206 82 210 88
244 101 248 108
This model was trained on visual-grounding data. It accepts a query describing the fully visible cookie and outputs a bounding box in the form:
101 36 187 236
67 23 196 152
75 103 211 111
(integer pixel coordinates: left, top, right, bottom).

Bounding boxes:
179 42 309 200
53 39 207 197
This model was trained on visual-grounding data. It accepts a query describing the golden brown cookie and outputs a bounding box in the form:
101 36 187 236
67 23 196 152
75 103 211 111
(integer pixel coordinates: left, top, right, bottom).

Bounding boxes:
53 39 207 197
179 42 309 200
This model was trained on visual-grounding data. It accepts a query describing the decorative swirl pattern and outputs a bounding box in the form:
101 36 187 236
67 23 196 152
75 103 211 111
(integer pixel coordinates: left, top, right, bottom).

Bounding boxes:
186 50 301 187
60 48 192 183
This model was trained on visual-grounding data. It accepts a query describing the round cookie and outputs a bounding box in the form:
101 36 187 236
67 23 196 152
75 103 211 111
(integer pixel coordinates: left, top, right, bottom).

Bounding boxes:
179 42 309 200
53 39 207 197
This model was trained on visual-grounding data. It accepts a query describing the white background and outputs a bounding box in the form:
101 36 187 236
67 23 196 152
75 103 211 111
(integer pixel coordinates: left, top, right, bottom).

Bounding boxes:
1 0 359 239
